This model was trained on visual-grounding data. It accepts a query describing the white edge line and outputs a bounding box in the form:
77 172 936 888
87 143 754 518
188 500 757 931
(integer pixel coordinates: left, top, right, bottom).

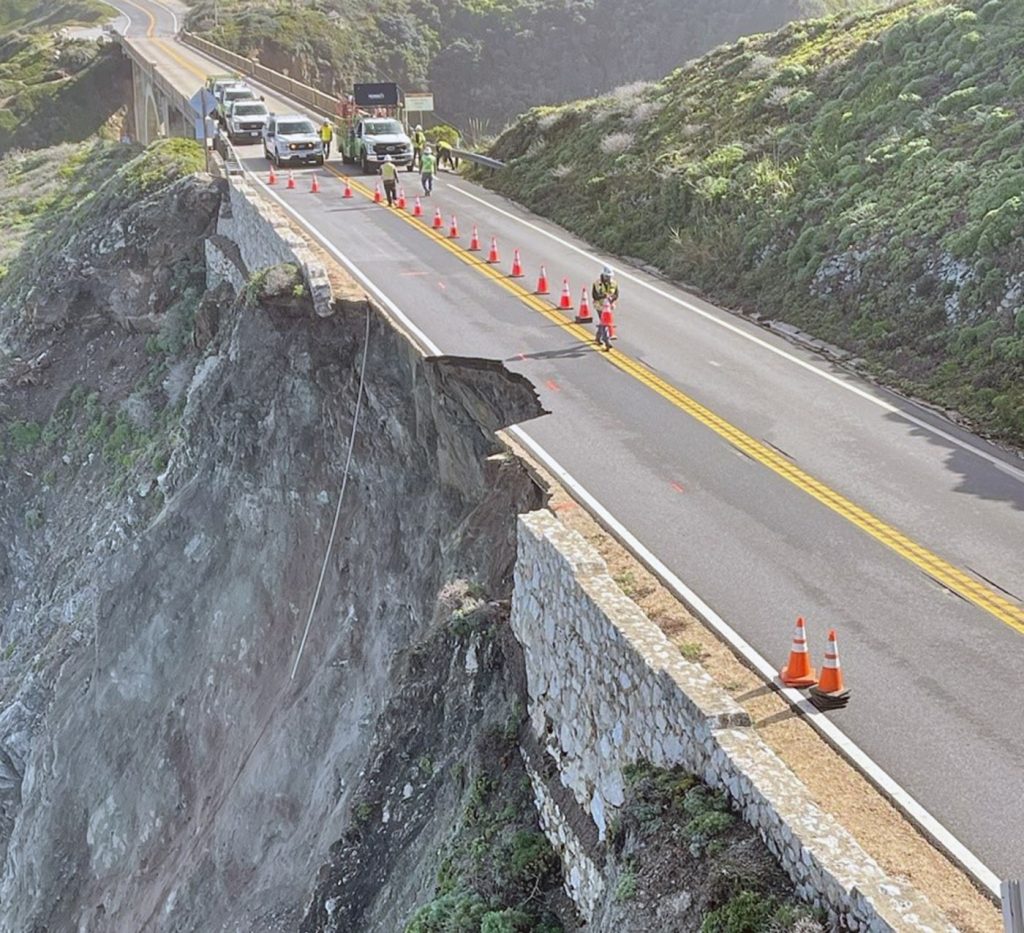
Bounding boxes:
248 160 1001 902
450 183 1024 484
508 424 1003 902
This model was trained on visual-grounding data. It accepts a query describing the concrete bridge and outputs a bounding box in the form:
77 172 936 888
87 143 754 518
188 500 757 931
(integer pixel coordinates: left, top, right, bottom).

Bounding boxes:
117 35 199 144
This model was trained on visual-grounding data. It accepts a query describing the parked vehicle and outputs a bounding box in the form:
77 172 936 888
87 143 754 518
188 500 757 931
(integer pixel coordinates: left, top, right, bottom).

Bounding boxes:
336 83 413 173
215 83 257 124
262 114 324 167
226 100 270 143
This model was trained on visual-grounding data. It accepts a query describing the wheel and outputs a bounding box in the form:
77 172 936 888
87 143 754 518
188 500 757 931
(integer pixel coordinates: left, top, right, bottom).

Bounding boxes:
361 152 370 174
264 146 272 162
316 157 325 167
273 151 280 168
341 150 352 165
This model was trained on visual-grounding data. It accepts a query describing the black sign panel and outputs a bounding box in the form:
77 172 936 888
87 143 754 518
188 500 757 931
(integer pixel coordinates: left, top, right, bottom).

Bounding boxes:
353 82 401 107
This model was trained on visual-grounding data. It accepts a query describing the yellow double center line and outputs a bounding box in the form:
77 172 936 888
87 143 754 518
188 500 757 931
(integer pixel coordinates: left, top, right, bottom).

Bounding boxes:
324 170 1024 636
150 28 1024 636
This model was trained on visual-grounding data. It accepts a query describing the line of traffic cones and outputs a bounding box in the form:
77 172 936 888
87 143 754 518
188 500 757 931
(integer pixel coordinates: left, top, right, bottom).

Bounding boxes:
779 617 849 709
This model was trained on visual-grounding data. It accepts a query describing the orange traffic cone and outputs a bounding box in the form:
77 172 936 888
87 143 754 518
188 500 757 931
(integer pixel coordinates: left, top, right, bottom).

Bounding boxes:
605 298 617 339
780 617 818 688
413 196 423 217
487 237 500 264
469 226 481 251
286 171 296 190
510 249 524 277
397 188 407 210
809 630 850 710
432 207 444 229
449 215 459 238
268 164 277 185
536 266 550 295
373 182 382 203
310 173 320 193
342 177 353 199
559 278 573 310
575 288 593 323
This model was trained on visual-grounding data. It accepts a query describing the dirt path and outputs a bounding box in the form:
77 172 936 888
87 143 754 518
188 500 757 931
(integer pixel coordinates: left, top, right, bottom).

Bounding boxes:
502 431 1002 933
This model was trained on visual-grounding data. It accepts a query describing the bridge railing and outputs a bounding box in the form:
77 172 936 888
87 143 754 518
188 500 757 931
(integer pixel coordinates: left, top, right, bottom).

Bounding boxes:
180 31 344 118
179 31 504 168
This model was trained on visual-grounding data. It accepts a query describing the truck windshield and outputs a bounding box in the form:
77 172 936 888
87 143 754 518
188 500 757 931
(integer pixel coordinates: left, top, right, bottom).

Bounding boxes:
278 121 315 135
233 104 266 116
225 88 254 102
364 120 403 135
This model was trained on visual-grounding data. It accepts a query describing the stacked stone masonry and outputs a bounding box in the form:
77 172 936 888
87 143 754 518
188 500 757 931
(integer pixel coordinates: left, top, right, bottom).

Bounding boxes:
511 510 955 932
206 174 333 316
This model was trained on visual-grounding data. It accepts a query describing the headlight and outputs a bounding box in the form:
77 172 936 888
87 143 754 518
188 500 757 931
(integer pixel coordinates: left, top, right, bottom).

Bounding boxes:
289 143 297 150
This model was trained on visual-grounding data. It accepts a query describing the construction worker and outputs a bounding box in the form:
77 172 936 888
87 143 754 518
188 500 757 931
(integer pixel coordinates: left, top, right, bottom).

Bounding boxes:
380 154 398 206
436 138 455 171
596 300 614 351
411 123 427 171
592 265 619 307
420 145 436 197
319 120 333 159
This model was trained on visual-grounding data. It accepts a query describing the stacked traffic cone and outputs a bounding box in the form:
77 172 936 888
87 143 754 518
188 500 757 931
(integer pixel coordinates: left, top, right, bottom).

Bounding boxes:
373 182 382 203
780 617 818 688
575 288 593 322
510 249 524 278
286 171 296 190
809 630 850 710
413 196 423 217
310 173 320 193
536 266 550 295
469 226 481 251
559 278 573 310
268 164 277 185
487 237 500 264
342 177 353 199
432 207 444 229
448 215 459 238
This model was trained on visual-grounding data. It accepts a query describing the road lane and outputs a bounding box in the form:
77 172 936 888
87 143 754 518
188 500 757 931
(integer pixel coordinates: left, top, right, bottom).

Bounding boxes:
111 6 1023 883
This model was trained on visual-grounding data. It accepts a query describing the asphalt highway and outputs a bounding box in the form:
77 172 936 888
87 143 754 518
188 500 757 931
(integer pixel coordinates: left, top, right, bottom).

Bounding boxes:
113 0 1024 886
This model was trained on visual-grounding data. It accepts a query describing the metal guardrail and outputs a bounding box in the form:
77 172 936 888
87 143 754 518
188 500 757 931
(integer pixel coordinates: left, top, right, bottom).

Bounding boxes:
453 148 505 170
1005 880 1024 933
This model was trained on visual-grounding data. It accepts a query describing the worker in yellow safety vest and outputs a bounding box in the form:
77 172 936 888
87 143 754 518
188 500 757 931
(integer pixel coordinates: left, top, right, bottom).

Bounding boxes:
319 120 334 159
592 265 619 306
411 124 427 171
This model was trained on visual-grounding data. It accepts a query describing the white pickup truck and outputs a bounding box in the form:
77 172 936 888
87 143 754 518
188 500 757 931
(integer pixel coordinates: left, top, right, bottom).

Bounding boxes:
226 100 270 143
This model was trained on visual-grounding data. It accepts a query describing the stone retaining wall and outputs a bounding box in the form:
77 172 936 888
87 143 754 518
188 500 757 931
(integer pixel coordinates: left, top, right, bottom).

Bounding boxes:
206 175 333 316
511 510 955 932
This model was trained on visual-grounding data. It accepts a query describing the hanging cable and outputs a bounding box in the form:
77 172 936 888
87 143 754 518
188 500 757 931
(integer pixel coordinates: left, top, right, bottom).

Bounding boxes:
291 303 372 680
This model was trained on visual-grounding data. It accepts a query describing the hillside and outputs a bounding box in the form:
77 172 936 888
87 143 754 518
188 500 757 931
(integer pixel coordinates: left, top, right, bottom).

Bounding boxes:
0 0 127 154
483 0 1024 446
184 0 856 131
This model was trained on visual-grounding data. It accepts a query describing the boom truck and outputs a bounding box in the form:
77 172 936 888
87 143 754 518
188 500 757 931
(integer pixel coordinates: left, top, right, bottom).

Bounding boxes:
337 82 414 173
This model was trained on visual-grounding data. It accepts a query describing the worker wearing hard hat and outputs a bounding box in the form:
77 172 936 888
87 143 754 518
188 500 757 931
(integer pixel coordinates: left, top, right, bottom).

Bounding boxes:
380 154 399 206
420 145 436 196
592 265 619 306
411 123 427 171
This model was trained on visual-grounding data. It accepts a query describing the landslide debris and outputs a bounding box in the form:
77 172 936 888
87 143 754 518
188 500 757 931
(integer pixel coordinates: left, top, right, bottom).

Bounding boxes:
484 0 1024 447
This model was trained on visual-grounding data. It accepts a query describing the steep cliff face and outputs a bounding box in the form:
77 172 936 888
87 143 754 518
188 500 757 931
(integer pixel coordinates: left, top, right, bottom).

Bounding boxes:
0 157 553 930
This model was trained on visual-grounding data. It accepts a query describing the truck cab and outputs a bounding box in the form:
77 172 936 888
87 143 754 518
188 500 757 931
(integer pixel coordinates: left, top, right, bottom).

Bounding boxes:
216 83 257 125
340 116 413 173
226 100 270 143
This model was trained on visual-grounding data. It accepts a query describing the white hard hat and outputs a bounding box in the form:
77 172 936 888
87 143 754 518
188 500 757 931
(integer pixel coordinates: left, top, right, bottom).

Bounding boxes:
415 124 422 131
601 264 614 277
383 154 392 162
424 146 432 153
